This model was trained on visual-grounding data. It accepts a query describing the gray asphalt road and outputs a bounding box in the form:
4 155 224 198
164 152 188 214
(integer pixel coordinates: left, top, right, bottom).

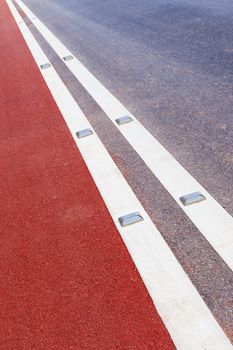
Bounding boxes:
20 0 233 342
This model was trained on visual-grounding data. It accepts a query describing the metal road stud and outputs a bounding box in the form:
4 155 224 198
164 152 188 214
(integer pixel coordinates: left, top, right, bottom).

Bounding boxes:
40 63 51 70
118 212 144 227
63 55 74 61
115 115 133 125
179 191 206 206
76 128 93 139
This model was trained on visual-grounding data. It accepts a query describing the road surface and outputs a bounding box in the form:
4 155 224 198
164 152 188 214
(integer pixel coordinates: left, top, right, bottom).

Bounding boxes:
1 0 233 348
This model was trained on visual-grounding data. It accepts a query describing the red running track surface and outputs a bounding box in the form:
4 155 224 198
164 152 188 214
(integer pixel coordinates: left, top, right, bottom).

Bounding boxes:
0 1 175 349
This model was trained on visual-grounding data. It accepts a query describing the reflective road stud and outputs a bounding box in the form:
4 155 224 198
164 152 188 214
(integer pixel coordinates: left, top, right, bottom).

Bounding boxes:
40 63 51 69
76 128 93 139
63 55 74 61
115 115 133 125
180 192 206 206
118 212 144 227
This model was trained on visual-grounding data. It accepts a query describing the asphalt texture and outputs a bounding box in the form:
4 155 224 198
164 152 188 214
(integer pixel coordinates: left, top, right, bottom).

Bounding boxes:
22 0 233 215
0 1 176 348
19 0 233 342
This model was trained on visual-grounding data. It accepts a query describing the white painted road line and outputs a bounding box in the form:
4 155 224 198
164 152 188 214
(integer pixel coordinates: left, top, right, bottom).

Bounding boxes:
16 0 233 272
8 1 233 349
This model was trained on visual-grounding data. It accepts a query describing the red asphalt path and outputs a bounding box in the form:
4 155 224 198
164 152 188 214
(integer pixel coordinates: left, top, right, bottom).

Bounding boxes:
0 1 175 348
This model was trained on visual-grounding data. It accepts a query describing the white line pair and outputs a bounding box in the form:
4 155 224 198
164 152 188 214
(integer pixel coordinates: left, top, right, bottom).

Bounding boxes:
15 0 233 274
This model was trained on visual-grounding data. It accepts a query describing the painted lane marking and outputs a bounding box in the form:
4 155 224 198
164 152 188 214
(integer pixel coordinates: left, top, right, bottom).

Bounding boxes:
7 1 233 349
15 0 233 272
